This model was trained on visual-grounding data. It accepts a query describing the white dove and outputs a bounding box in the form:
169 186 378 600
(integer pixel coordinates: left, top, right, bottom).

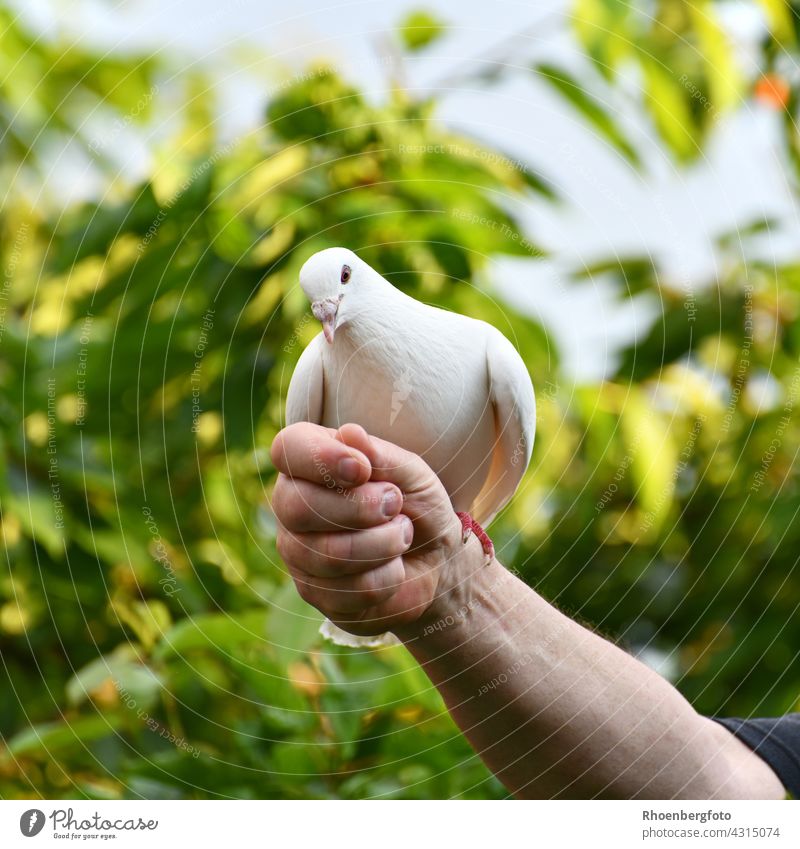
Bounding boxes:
285 247 535 647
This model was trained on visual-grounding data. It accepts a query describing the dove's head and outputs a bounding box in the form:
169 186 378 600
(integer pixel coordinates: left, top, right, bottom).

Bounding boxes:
299 247 371 344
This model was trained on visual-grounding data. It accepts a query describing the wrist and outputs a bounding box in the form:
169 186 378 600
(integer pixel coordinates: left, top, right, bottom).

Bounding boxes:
395 531 512 647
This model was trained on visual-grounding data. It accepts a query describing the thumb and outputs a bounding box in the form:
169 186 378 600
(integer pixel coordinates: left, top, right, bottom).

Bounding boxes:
337 423 439 498
337 423 459 549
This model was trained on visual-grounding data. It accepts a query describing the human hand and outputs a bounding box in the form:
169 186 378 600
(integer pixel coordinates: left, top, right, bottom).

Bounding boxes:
270 421 474 637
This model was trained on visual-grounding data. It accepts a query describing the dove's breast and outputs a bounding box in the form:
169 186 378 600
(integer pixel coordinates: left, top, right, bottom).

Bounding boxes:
320 313 497 512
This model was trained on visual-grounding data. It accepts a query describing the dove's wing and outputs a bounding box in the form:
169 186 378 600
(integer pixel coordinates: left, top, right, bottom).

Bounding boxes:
286 333 325 425
469 327 536 526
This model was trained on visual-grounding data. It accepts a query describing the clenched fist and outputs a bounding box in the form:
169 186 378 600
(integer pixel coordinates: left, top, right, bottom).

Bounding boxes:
269 422 479 638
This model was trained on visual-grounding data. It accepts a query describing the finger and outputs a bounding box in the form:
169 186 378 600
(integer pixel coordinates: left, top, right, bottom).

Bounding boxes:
277 514 414 577
271 422 371 488
339 424 450 545
273 476 403 533
291 557 406 614
338 422 439 496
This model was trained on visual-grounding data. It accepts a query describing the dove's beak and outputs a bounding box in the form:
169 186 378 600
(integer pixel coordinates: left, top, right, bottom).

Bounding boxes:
311 298 340 344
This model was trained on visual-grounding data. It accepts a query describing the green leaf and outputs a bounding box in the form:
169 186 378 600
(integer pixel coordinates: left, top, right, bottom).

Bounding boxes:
268 580 324 666
615 293 746 382
5 715 123 758
6 479 65 558
576 256 656 296
66 645 163 709
638 56 697 161
572 0 633 79
153 609 269 660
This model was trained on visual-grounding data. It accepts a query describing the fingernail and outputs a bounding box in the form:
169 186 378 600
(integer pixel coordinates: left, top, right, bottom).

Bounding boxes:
338 456 359 484
381 488 400 517
402 517 414 546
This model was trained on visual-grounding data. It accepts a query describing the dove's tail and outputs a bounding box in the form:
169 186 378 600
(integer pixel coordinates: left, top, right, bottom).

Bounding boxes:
319 618 399 648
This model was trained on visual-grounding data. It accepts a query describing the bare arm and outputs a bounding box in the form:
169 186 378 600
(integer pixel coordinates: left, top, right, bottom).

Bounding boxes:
270 422 785 799
395 554 783 799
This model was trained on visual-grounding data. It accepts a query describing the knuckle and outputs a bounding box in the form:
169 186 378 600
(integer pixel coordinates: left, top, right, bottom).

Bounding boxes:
393 520 411 555
269 433 285 469
380 558 405 594
355 485 386 525
353 489 374 526
293 576 318 607
322 532 352 565
271 474 288 513
323 572 386 611
281 483 310 529
276 530 292 563
353 570 387 606
357 588 384 607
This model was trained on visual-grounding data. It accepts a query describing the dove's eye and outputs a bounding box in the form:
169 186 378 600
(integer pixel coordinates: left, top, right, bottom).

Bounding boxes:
340 265 352 284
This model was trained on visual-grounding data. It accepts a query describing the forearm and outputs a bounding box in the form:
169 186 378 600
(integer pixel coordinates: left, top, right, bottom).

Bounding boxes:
396 548 784 799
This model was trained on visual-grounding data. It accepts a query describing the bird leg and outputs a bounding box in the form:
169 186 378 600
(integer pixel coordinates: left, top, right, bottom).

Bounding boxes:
456 512 495 564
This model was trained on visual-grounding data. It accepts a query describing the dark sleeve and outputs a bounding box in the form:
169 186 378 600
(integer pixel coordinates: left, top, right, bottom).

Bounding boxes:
711 714 800 798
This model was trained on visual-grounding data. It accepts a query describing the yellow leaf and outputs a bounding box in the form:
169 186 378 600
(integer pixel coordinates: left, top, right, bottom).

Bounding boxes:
689 1 741 111
640 58 697 160
242 274 284 326
619 389 678 538
230 146 308 210
195 539 247 585
287 661 323 697
110 599 172 651
249 220 295 266
756 0 796 43
0 602 29 634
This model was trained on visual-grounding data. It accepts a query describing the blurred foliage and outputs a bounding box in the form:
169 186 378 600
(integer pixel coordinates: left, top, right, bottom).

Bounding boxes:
571 0 743 160
398 9 447 52
539 0 797 163
0 7 159 199
0 0 799 800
